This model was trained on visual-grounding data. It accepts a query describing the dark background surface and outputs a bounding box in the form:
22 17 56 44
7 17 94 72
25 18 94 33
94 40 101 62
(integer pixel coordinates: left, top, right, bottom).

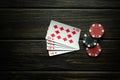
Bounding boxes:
0 0 120 80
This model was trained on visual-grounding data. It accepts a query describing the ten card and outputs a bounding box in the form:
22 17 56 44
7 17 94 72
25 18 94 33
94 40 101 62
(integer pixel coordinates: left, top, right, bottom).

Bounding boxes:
46 20 81 56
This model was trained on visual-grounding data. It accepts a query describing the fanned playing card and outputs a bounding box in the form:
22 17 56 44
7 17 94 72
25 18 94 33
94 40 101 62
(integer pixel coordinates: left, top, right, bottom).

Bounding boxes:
45 20 81 56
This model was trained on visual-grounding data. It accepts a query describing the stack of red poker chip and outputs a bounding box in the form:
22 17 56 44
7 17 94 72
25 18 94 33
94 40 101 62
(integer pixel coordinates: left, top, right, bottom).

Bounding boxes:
83 23 104 57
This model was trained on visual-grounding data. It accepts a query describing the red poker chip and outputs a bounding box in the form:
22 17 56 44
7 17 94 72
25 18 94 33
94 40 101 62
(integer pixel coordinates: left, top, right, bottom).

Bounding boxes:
89 23 104 38
86 43 101 57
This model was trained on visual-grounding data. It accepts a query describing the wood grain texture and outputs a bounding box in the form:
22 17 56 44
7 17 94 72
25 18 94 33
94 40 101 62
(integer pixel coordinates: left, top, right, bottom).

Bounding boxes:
0 0 120 8
0 9 120 39
0 40 119 71
0 0 120 79
0 71 120 80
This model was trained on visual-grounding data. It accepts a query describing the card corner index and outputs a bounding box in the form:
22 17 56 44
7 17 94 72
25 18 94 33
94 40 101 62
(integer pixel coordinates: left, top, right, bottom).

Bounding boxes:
50 20 57 23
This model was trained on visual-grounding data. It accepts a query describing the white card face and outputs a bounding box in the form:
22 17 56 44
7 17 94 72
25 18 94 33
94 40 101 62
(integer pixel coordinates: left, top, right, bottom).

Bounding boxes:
47 41 77 50
49 50 74 56
47 45 79 50
47 39 63 46
47 39 75 49
46 20 81 49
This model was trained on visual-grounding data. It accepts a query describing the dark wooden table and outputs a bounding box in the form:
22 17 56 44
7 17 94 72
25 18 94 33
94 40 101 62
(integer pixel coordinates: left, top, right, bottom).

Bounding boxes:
0 0 120 80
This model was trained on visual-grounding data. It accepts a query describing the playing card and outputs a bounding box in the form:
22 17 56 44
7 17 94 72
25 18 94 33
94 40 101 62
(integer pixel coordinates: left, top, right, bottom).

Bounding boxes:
46 20 81 49
46 33 79 51
46 20 81 56
47 40 75 49
47 45 79 50
47 39 63 46
47 42 77 50
48 50 75 56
